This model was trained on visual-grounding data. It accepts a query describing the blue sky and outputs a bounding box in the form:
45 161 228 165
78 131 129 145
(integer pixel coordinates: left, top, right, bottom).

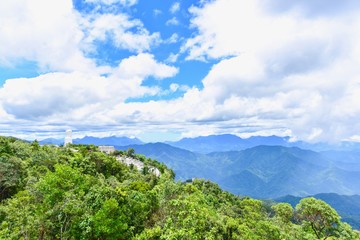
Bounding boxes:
0 0 360 142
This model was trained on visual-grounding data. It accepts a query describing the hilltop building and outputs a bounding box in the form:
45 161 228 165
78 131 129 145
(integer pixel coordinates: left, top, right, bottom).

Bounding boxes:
117 156 161 177
64 129 72 145
99 145 115 154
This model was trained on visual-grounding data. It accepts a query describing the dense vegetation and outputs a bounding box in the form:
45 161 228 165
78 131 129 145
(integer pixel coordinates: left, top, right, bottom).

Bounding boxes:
276 193 360 230
0 136 359 239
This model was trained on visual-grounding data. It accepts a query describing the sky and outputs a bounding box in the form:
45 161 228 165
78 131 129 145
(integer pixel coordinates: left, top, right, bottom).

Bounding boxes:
0 0 360 142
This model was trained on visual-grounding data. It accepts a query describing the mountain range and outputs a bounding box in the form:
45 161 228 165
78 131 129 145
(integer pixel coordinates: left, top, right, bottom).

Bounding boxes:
116 143 360 199
39 135 143 146
166 134 360 153
39 134 360 199
40 134 360 152
37 134 360 229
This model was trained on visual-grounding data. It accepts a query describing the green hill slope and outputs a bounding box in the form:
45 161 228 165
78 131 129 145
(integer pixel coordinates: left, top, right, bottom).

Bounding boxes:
1 136 359 239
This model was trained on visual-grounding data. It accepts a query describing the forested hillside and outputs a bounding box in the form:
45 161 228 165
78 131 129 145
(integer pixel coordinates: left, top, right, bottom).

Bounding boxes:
117 143 360 198
1 136 359 239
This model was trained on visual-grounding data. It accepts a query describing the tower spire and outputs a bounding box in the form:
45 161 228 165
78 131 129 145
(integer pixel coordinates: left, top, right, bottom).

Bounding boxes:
64 129 72 146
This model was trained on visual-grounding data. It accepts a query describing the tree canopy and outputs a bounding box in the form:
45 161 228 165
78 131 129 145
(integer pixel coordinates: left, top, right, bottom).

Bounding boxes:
0 136 359 239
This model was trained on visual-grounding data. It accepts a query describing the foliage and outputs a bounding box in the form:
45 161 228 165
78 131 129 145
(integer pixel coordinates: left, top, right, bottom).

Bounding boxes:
0 136 359 239
296 197 341 239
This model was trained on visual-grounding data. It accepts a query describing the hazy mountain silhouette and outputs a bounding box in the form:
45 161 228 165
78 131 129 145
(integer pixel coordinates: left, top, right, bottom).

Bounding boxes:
117 143 360 199
73 136 143 146
40 136 143 146
167 134 360 153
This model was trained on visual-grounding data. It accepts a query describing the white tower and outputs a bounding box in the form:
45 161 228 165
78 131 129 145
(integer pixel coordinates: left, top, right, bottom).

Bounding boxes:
64 129 72 146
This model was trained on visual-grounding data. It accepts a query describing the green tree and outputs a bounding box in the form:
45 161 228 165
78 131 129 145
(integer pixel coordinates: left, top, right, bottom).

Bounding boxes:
35 164 94 239
296 197 341 239
1 136 359 240
127 148 135 157
0 155 26 200
272 202 293 224
93 198 128 239
0 191 38 239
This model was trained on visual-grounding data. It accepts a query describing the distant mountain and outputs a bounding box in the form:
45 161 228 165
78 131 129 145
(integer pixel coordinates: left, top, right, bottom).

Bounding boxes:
116 143 360 199
116 143 215 180
166 134 360 153
39 133 360 153
73 136 143 146
166 134 290 153
321 150 360 171
38 134 360 199
208 146 360 198
275 193 360 230
39 138 64 145
39 136 143 146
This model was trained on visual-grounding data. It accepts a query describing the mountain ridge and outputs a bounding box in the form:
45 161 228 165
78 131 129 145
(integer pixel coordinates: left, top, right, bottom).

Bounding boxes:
167 134 360 153
37 135 360 200
39 135 143 146
116 143 360 199
39 133 360 153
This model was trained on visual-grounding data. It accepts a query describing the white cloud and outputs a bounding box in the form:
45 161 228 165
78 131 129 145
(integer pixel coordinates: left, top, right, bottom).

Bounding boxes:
85 0 138 6
0 0 94 72
177 0 360 142
83 13 161 53
263 0 360 18
170 83 180 92
153 9 162 16
170 2 180 14
1 73 94 120
0 0 177 140
0 0 161 72
1 0 360 143
166 33 179 43
115 53 178 79
166 83 190 93
0 54 177 122
166 17 180 26
166 53 179 63
0 72 117 120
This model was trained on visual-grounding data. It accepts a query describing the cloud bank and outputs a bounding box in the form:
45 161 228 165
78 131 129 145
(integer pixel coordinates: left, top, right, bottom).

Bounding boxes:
0 0 360 142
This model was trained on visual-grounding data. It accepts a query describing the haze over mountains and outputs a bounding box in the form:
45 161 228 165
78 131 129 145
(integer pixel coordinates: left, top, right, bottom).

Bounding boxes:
39 134 360 199
166 134 360 153
37 134 360 229
116 143 360 198
40 133 360 152
40 135 143 146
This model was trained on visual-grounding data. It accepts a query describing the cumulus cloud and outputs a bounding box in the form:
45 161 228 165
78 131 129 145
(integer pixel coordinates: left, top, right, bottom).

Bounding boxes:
82 13 160 53
166 17 180 26
0 55 177 122
165 33 179 44
170 2 180 14
166 53 179 63
0 0 161 72
263 0 360 17
115 53 178 79
0 0 94 72
85 0 138 6
153 9 162 16
178 0 360 141
1 73 108 119
1 0 360 142
0 0 176 139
